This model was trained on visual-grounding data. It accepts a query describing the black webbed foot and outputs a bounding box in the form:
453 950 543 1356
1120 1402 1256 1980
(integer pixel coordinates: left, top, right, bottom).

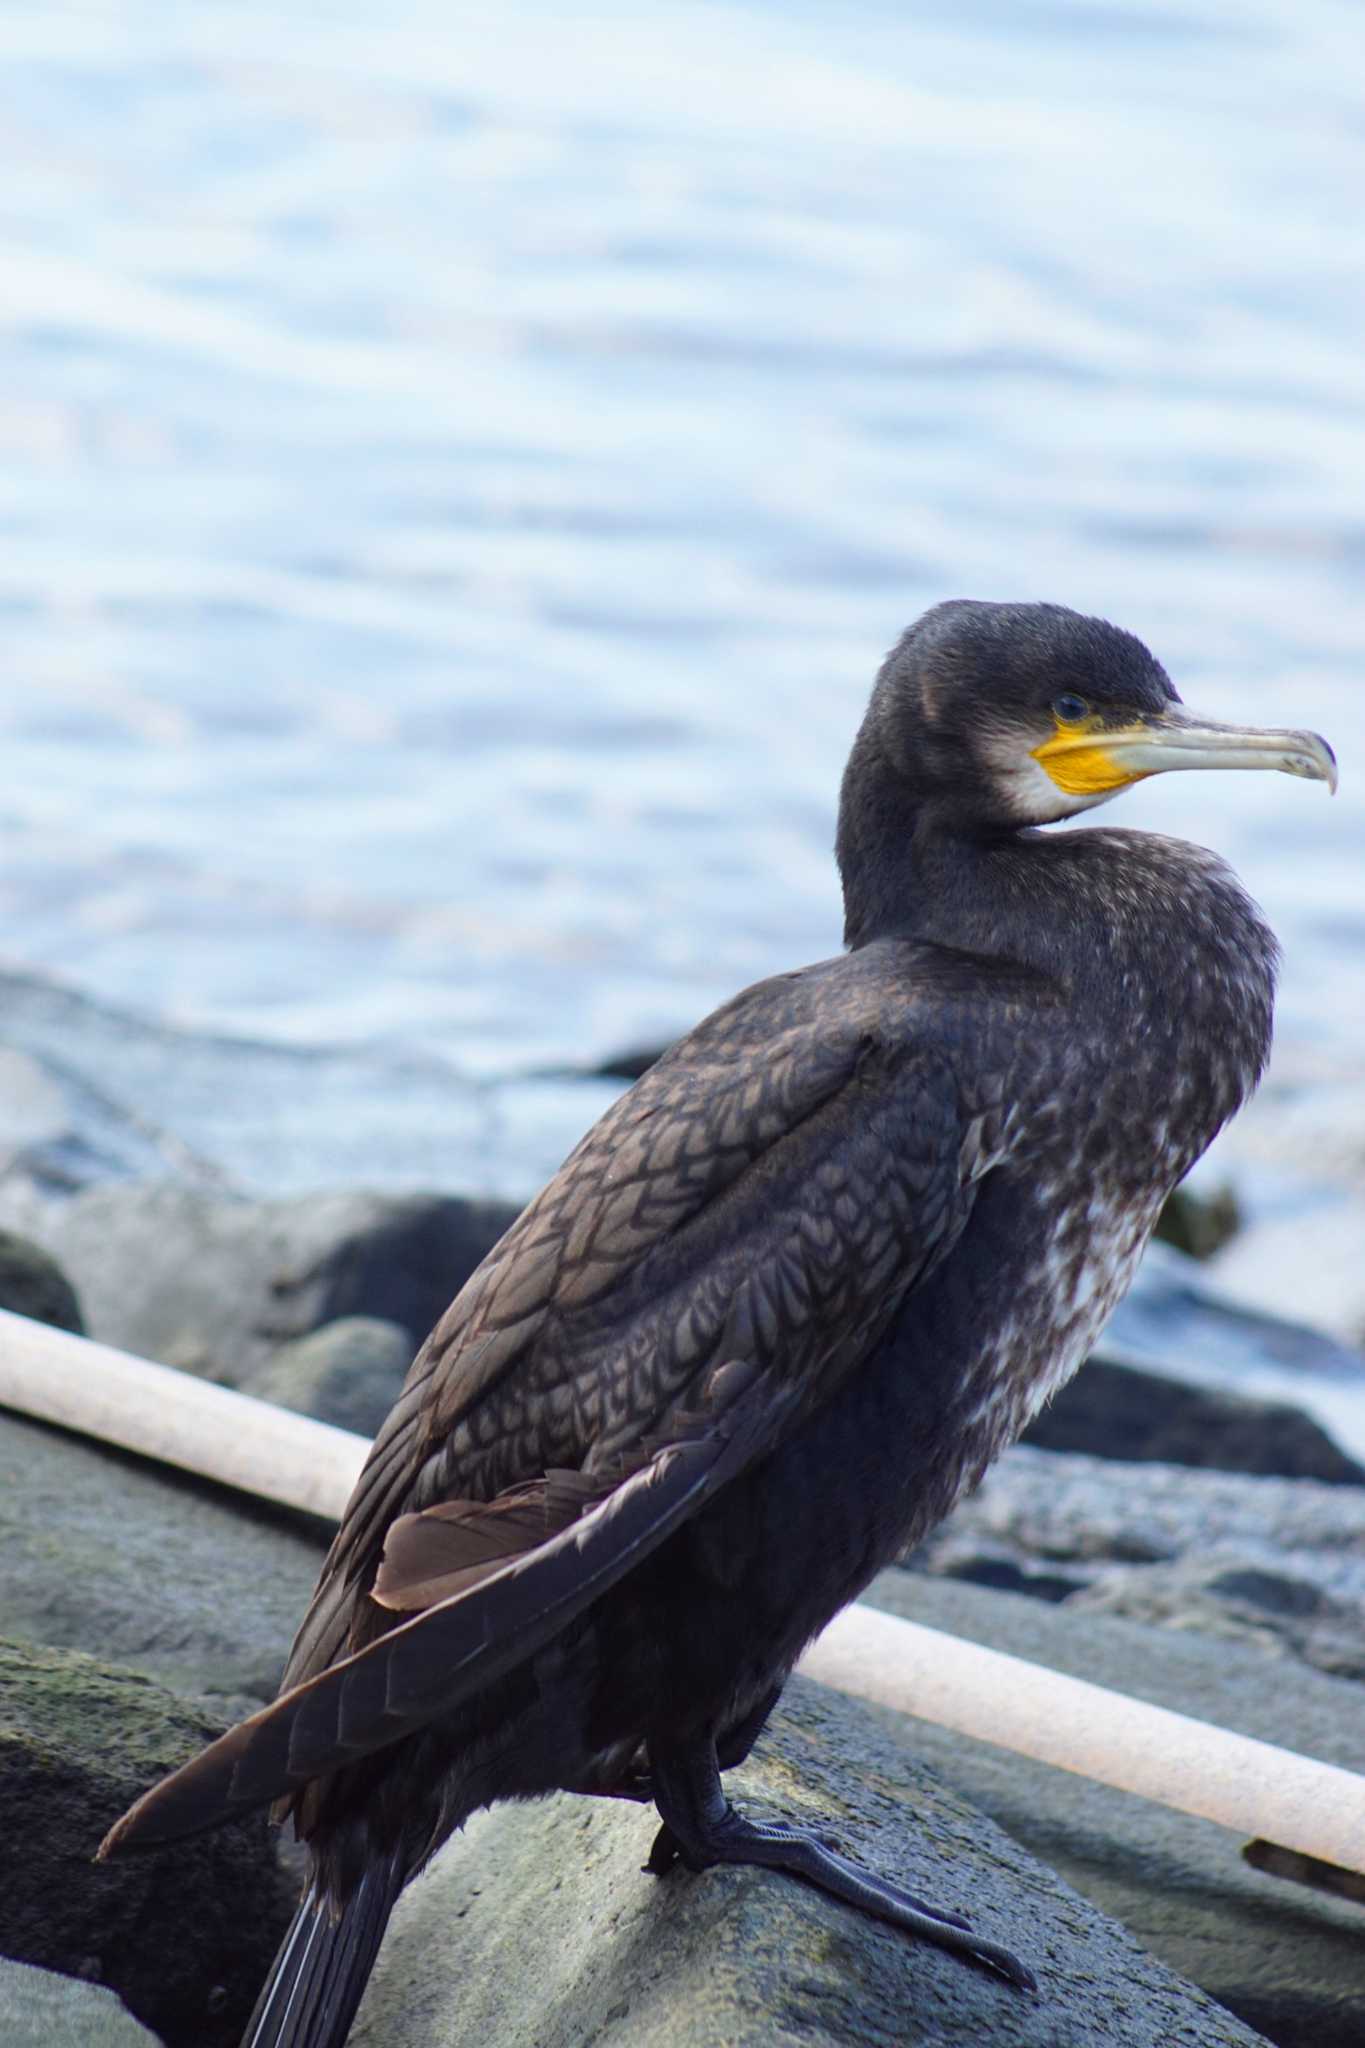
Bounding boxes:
647 1738 1036 1993
646 1813 843 1875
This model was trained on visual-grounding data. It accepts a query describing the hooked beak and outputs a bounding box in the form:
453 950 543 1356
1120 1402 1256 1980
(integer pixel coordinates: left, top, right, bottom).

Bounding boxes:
1033 705 1339 800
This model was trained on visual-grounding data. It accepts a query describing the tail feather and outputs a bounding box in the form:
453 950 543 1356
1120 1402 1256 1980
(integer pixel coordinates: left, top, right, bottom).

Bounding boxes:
245 1851 405 2048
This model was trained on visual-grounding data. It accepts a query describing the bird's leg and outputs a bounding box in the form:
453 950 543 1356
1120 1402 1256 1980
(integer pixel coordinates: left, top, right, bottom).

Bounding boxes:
715 1683 785 1772
645 1737 1035 1991
645 1684 787 1871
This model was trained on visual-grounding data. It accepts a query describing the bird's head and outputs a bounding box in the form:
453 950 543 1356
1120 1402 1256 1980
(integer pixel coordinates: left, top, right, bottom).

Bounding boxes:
856 599 1337 835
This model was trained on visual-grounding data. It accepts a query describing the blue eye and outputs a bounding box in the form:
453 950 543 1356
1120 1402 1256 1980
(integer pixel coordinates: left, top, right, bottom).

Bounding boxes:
1053 694 1089 724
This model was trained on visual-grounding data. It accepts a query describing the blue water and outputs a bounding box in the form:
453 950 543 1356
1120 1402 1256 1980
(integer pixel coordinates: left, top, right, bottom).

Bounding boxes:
0 0 1362 1082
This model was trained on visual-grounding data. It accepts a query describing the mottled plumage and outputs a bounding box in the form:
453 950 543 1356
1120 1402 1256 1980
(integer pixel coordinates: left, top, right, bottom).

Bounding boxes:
100 599 1335 2047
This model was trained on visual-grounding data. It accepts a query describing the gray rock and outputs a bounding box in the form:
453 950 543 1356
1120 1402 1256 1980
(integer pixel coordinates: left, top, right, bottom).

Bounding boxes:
0 1037 185 1190
0 1229 84 1333
1022 1357 1364 1484
4 1399 1345 2048
868 1570 1365 2048
1194 1045 1365 1347
587 1040 668 1080
246 1315 414 1436
354 1677 1268 2048
0 965 621 1202
1065 1558 1365 1680
1103 1243 1365 1468
0 1959 160 2046
0 1407 324 1708
916 1444 1365 1686
0 1182 516 1385
0 1637 292 2048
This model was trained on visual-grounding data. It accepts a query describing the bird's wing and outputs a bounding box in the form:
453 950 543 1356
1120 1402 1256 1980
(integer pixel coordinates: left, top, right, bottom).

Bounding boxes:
100 944 1028 1853
99 1359 803 1850
282 950 973 1689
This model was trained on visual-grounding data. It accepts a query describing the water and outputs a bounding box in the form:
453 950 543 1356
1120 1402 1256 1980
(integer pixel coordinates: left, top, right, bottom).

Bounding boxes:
0 0 1362 1089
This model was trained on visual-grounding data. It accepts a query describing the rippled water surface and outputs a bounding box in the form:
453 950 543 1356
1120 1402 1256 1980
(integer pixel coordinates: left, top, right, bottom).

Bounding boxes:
1 0 1362 1081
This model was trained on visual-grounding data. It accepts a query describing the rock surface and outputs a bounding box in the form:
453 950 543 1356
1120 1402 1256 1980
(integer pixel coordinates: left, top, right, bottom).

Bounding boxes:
2 1092 1362 2045
0 1408 324 1710
355 1677 1268 2048
246 1316 414 1437
0 1401 1315 2048
1101 1242 1365 1469
0 1958 161 2046
916 1444 1365 1685
0 1183 515 1385
1153 1181 1242 1261
8 1161 1363 1494
0 1228 84 1333
1022 1357 1364 1485
5 964 1364 1483
0 965 618 1201
0 1637 291 2048
869 1570 1365 2048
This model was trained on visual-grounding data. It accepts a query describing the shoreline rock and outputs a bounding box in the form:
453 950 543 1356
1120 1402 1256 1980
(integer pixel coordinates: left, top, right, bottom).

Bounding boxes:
0 1958 160 2047
2 962 1364 2043
914 1443 1365 1686
0 1229 84 1335
1022 1355 1364 1485
0 1185 515 1387
0 1407 324 1711
4 1393 1362 2045
355 1676 1270 2048
868 1569 1365 2048
246 1315 415 1437
3 1178 1362 1495
0 964 619 1201
0 1638 291 2047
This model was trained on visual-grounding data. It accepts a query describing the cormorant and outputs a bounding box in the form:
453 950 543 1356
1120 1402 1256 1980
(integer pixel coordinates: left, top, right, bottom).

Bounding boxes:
101 600 1337 2045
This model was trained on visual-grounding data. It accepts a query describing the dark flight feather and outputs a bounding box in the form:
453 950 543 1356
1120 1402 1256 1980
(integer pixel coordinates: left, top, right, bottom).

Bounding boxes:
100 1362 803 1852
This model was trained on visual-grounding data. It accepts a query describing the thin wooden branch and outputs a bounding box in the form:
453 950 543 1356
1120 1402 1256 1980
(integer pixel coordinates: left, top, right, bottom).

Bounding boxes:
3 1305 1362 1888
0 1306 365 1521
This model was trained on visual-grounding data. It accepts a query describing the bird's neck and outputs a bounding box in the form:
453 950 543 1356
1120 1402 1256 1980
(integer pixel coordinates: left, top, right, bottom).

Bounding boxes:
842 828 1089 993
837 802 1004 958
839 783 1276 1150
836 757 1277 1045
836 744 1048 959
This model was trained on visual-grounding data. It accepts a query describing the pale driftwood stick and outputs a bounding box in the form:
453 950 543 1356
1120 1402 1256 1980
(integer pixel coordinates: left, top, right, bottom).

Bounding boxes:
3 1304 1363 1882
0 1306 366 1521
800 1606 1365 1880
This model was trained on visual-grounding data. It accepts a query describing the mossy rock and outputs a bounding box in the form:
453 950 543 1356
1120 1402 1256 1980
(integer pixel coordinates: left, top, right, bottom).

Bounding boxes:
0 1637 291 2047
1154 1183 1241 1261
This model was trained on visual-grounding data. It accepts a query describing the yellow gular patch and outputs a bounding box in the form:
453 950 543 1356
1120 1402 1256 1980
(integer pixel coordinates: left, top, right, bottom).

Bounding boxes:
1031 717 1149 796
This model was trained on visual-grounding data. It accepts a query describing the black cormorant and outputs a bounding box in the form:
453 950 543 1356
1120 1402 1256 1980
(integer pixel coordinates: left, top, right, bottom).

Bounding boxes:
101 600 1337 2045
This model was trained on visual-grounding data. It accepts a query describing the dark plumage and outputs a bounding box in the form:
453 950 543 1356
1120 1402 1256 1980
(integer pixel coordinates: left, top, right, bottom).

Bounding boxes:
100 600 1336 2045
